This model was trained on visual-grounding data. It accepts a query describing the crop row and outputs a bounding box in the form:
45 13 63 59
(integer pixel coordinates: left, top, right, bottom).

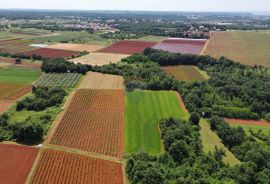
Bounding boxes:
68 89 124 112
50 111 124 158
163 65 206 81
30 149 124 184
49 89 125 158
35 73 81 88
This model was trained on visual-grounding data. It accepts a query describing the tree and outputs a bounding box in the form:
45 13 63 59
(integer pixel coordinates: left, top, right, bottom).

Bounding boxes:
15 58 22 64
189 112 201 126
12 122 44 143
168 140 189 163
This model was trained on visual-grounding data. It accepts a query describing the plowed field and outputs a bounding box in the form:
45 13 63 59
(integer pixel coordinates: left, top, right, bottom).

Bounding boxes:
29 149 124 184
47 43 105 52
20 48 80 59
79 72 124 90
153 38 206 54
98 40 157 55
0 144 38 184
68 89 124 112
50 111 124 158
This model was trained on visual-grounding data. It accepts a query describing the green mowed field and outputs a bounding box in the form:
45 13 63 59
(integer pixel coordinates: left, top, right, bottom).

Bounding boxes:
200 119 240 166
125 90 188 155
0 67 41 84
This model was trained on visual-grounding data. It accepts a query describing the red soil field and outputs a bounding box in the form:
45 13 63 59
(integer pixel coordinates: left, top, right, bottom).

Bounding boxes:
98 40 157 55
0 144 38 184
153 38 206 54
225 118 270 128
20 48 81 59
30 149 124 184
0 83 29 100
0 101 14 113
68 89 124 112
4 85 32 100
50 111 124 158
0 39 35 54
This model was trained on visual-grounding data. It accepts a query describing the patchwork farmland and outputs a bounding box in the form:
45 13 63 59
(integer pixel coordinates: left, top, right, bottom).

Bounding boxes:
70 53 129 66
29 149 124 184
20 48 81 59
47 43 105 52
204 31 270 67
79 72 124 90
35 73 81 88
163 65 208 81
153 38 206 54
0 144 38 184
98 40 157 55
0 38 36 54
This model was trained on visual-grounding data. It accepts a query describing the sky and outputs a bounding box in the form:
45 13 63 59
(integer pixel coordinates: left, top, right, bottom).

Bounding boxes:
1 0 270 12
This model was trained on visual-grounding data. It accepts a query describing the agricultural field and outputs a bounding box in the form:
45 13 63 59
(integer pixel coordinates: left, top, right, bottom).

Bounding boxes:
49 89 124 157
0 57 41 69
199 119 240 166
47 43 105 52
204 31 270 67
31 31 118 46
0 144 38 184
67 89 124 112
229 122 270 135
0 67 40 101
153 38 206 54
0 101 15 113
225 118 270 128
70 53 129 66
20 48 81 59
125 90 188 155
136 35 168 42
79 72 124 90
0 67 41 84
35 73 81 88
98 40 157 55
0 38 36 54
50 111 124 158
29 149 124 184
163 65 208 81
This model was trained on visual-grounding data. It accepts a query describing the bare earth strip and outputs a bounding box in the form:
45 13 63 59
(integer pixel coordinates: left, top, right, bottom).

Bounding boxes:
47 43 105 52
79 72 124 90
0 100 15 113
70 53 129 66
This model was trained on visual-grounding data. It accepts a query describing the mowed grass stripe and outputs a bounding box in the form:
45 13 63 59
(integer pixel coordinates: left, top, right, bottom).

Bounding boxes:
125 90 188 155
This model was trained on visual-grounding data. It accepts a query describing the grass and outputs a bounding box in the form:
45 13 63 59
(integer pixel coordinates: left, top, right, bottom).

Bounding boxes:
229 123 270 134
0 67 41 84
125 90 188 155
136 35 168 42
204 31 270 67
31 30 118 46
200 119 240 166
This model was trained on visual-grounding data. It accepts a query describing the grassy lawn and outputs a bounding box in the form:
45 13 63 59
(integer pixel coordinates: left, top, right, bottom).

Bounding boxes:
200 119 240 166
125 90 188 155
0 67 41 84
136 35 168 42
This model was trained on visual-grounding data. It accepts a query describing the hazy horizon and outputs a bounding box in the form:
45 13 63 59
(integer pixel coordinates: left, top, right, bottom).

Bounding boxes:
1 0 270 12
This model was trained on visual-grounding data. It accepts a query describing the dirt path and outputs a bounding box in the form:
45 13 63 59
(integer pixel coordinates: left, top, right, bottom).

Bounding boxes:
44 143 124 164
200 39 209 55
225 118 270 128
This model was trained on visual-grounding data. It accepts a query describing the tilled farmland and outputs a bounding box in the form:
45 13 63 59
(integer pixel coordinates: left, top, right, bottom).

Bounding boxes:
29 149 124 184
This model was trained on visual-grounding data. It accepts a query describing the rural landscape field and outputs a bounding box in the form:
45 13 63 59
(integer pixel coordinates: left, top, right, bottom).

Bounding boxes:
1 2 270 184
